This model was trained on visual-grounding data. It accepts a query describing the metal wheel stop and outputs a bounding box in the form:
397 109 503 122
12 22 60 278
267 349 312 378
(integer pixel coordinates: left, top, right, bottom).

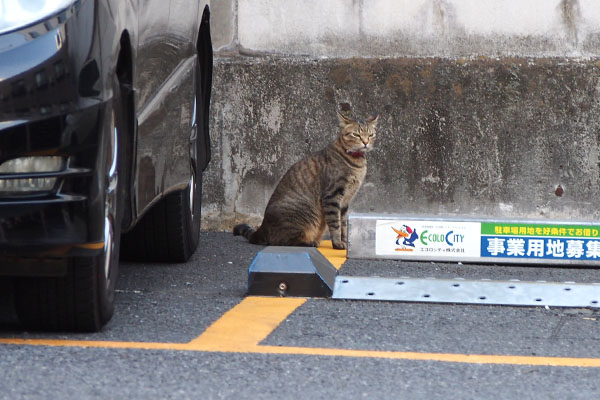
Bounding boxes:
248 247 337 297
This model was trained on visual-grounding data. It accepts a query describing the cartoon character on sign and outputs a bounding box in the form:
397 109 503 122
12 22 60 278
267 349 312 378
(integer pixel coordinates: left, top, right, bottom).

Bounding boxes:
392 225 419 248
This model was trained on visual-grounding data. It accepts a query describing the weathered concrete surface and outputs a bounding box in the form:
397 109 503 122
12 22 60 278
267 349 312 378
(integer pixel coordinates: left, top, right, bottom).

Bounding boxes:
212 0 600 58
202 56 600 231
209 0 236 51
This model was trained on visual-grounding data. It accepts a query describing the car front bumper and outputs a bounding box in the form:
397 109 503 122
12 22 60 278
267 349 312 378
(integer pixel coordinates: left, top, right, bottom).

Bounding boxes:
0 0 112 263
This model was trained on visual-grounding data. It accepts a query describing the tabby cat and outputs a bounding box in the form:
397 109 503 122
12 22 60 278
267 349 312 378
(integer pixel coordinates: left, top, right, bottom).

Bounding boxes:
233 111 378 249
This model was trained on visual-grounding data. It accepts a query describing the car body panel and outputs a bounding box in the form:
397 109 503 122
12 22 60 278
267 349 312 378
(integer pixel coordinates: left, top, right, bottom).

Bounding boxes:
134 0 205 219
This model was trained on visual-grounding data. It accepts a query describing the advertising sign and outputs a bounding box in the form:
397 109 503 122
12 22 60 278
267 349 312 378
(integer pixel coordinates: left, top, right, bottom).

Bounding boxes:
375 219 600 264
481 222 600 262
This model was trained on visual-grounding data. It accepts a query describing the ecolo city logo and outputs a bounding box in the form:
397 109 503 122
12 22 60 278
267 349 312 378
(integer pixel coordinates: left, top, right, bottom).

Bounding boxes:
391 225 419 251
391 225 467 251
419 230 465 247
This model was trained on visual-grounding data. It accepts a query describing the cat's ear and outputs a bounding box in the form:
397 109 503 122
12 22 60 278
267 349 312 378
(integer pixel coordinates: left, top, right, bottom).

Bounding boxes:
367 114 379 128
337 111 354 129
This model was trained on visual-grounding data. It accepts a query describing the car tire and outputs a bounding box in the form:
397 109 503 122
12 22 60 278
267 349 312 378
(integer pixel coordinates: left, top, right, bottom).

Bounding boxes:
14 79 125 332
14 252 118 332
120 175 201 263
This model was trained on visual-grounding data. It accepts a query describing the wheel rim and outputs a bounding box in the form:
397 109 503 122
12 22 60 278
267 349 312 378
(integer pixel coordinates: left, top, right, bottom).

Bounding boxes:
106 111 119 207
189 94 198 221
104 109 119 287
188 174 195 219
103 216 114 284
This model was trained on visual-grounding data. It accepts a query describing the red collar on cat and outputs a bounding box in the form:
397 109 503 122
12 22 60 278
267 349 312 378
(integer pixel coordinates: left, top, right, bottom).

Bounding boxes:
346 150 365 158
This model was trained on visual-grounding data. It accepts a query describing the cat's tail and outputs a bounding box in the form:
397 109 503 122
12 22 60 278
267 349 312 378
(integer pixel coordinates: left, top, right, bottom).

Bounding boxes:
233 224 268 245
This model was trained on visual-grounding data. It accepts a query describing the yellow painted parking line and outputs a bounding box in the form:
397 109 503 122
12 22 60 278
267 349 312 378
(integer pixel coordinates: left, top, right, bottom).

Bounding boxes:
186 296 306 351
4 296 600 368
1 241 600 368
316 240 346 270
76 242 105 250
185 295 600 368
0 297 305 353
0 338 190 351
242 344 600 368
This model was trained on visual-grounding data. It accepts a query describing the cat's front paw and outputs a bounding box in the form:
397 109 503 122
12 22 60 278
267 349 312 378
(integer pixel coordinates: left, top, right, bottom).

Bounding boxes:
332 241 347 250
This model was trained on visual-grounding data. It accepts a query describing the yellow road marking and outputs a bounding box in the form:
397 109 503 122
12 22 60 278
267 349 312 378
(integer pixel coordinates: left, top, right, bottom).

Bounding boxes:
240 345 600 368
316 240 346 270
0 338 190 351
3 296 600 367
0 297 305 353
1 241 600 368
76 242 105 250
187 296 306 351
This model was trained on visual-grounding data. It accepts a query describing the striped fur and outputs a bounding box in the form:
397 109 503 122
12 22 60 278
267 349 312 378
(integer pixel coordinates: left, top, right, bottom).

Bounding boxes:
233 111 378 249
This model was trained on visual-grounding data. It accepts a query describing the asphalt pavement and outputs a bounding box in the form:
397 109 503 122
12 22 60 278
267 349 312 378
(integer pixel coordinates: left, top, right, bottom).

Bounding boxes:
0 231 599 399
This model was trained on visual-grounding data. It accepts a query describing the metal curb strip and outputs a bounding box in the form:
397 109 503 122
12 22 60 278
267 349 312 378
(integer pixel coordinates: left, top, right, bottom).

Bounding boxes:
332 276 600 308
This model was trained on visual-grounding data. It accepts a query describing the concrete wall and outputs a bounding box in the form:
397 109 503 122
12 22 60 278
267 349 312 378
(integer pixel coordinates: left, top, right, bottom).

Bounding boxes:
202 0 600 231
211 0 600 57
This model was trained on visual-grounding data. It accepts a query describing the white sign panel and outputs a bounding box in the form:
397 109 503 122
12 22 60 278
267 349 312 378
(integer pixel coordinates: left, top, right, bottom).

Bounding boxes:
375 220 481 258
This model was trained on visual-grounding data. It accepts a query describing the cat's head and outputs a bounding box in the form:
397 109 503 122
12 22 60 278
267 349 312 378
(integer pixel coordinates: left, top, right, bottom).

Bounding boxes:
337 111 378 155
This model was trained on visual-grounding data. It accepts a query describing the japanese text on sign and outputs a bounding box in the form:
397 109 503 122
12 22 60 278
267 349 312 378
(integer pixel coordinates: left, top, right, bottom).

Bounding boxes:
481 236 600 260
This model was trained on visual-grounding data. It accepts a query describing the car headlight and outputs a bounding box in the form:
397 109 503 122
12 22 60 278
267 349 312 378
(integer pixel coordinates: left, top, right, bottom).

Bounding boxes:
0 156 65 193
0 0 77 35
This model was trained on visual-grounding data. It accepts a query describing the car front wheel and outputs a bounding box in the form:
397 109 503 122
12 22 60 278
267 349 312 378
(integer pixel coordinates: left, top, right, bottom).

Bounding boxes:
14 80 124 332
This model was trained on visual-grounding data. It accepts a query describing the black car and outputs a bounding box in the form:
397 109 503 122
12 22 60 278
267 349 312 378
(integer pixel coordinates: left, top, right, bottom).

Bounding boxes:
0 0 213 331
